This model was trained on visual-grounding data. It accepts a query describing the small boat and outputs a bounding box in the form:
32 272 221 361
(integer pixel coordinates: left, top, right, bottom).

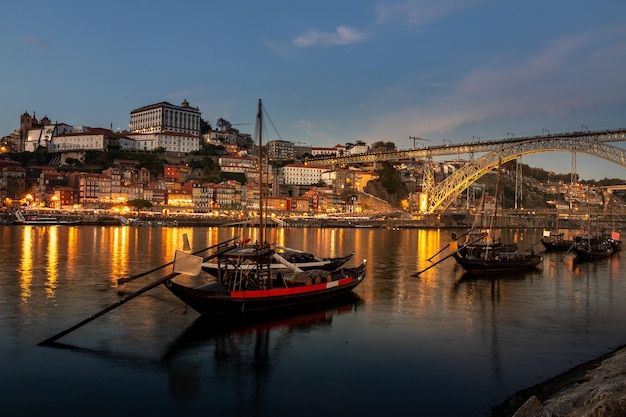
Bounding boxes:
350 223 372 228
452 161 541 274
165 242 366 315
574 236 613 260
201 246 354 276
14 211 80 225
453 241 542 273
540 232 576 252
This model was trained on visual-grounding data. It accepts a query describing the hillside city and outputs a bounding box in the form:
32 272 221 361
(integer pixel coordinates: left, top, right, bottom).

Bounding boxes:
1 99 625 223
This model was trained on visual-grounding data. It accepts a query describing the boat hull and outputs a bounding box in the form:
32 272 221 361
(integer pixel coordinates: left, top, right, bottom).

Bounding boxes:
540 238 575 252
166 263 366 315
453 252 542 273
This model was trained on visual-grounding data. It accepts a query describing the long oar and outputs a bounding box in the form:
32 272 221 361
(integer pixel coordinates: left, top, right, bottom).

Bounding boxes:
427 230 469 261
412 236 485 277
39 271 182 346
39 241 240 345
561 242 577 261
117 236 239 285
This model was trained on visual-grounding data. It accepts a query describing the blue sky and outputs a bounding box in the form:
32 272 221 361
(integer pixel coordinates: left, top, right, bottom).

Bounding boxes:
1 0 625 180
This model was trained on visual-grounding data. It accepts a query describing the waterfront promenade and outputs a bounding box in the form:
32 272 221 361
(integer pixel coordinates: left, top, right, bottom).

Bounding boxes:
20 211 626 230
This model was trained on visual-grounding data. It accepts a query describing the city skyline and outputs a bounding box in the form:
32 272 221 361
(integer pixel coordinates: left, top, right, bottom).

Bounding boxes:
1 0 625 180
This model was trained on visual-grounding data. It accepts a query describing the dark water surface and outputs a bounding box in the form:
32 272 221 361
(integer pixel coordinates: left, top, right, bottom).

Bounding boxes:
1 225 625 416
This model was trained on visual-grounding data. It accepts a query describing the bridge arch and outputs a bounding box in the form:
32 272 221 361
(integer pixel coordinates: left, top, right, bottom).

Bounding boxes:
426 138 626 214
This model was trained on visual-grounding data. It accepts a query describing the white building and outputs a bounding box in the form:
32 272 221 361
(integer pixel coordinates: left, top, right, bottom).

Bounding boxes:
310 144 346 157
219 156 257 175
130 99 201 135
349 143 369 155
127 131 200 153
282 164 327 185
49 128 112 152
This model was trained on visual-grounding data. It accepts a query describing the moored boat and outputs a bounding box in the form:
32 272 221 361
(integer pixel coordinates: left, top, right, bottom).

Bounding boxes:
451 161 541 274
574 236 613 260
453 240 542 274
14 211 80 225
165 100 366 315
166 242 366 315
540 232 576 252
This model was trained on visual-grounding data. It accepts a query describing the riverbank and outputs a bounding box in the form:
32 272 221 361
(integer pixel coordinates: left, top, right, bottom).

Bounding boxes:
3 210 625 230
492 344 626 416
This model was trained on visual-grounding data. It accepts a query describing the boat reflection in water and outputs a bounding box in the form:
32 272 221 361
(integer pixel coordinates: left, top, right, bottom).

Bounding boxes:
161 293 364 408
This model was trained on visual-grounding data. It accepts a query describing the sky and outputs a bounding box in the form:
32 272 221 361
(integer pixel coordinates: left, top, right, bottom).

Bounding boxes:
1 0 625 180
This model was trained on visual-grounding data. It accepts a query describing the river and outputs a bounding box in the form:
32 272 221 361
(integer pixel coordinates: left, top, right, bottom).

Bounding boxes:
1 225 624 416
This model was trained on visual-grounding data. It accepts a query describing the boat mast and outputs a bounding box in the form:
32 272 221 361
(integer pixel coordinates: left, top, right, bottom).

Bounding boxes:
257 99 265 244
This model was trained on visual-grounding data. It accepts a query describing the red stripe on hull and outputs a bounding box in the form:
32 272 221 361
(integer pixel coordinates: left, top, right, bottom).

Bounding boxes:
231 277 353 298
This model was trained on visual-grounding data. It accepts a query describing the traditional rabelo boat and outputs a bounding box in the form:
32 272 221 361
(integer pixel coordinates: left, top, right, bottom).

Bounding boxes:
164 100 366 315
540 232 576 252
200 246 354 276
573 235 613 260
166 242 366 315
451 161 542 274
452 232 542 274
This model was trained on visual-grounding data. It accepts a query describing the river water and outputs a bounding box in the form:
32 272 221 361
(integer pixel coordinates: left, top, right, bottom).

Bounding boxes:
1 225 625 416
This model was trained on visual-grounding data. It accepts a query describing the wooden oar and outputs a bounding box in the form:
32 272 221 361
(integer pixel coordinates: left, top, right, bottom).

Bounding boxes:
117 236 239 285
39 271 182 345
427 230 469 261
412 235 485 277
39 240 240 345
561 242 577 261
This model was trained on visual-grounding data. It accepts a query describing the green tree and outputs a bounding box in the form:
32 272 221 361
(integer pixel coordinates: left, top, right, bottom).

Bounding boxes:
370 141 396 152
127 199 153 209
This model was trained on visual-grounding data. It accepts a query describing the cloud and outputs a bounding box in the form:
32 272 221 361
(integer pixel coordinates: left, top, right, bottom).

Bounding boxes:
363 26 626 140
20 35 54 48
293 26 367 48
375 0 472 27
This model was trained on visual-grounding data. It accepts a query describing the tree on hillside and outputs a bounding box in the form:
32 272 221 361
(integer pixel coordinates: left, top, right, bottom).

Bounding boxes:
201 118 212 134
127 199 153 210
370 141 396 152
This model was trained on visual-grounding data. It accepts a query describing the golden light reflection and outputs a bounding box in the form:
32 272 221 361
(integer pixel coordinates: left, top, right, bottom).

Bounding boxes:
66 226 79 280
110 226 129 281
45 227 58 298
19 228 34 301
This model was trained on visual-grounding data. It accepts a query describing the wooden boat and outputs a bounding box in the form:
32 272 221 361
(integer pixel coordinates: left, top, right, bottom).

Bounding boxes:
201 246 354 276
166 242 366 315
453 242 542 273
574 236 613 260
540 232 576 252
452 161 541 274
164 100 366 315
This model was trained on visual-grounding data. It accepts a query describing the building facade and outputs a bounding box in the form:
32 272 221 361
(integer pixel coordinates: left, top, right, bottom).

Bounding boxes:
129 100 201 135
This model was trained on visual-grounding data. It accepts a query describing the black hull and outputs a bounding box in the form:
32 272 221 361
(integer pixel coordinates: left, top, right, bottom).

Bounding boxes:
574 248 613 260
166 263 366 315
453 253 542 274
540 239 575 252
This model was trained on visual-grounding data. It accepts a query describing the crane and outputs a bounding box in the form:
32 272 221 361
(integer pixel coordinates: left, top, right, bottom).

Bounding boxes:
409 136 431 149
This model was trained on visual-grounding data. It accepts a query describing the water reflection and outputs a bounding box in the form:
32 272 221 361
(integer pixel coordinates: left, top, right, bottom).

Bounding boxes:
161 294 363 410
19 227 34 301
45 227 58 297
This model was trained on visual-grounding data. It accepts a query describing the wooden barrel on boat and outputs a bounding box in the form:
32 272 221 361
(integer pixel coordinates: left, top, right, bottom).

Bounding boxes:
288 271 314 285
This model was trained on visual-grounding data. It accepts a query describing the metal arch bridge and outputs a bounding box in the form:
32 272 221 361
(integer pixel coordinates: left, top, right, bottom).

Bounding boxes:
304 128 626 214
427 137 626 214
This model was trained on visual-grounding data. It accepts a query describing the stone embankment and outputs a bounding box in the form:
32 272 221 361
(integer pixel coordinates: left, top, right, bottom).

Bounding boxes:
494 345 626 417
